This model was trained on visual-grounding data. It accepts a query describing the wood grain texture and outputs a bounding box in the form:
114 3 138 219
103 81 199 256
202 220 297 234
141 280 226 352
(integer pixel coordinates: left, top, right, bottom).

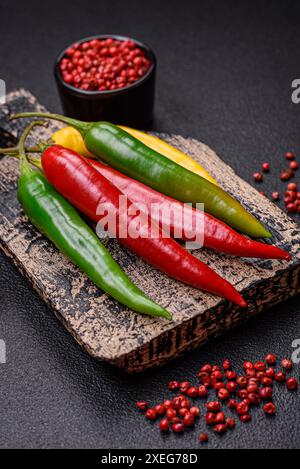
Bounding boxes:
0 89 300 372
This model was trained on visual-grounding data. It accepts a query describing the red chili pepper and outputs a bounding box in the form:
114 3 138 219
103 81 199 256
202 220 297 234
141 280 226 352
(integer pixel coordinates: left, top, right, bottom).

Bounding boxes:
41 145 246 306
86 159 290 261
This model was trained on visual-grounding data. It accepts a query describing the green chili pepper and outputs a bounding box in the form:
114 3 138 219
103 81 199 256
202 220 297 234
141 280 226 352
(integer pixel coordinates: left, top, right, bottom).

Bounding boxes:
11 113 271 238
15 121 172 320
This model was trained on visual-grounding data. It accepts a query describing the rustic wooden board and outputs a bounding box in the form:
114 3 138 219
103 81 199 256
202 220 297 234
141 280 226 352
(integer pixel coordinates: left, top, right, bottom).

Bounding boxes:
1 89 300 372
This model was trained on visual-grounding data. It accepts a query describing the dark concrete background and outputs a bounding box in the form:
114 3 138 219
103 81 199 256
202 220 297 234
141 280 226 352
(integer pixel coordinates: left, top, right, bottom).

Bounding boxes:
0 0 300 449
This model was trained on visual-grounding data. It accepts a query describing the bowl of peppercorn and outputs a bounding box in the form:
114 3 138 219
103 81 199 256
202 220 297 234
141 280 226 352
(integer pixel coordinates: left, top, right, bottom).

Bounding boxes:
54 35 156 128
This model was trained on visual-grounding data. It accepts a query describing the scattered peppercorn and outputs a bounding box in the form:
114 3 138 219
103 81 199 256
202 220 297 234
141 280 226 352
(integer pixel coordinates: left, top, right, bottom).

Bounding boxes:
271 192 280 201
239 414 252 423
138 355 298 444
287 183 297 192
198 385 208 397
179 408 190 417
281 359 293 370
187 386 198 397
227 381 238 393
262 163 270 172
172 422 184 433
223 359 231 370
263 402 276 415
166 408 177 420
285 152 296 160
213 423 227 434
159 418 170 431
289 161 299 171
218 388 230 400
226 370 237 380
286 377 298 391
145 408 156 420
247 393 260 405
189 406 200 418
281 171 291 181
154 404 165 416
236 376 248 388
228 399 237 409
136 401 148 411
215 411 226 424
205 412 216 425
183 413 195 427
236 401 250 415
199 432 209 443
259 387 273 399
226 418 236 429
286 203 297 213
253 172 263 182
261 377 273 387
265 368 275 379
168 380 180 390
275 371 286 382
206 401 221 413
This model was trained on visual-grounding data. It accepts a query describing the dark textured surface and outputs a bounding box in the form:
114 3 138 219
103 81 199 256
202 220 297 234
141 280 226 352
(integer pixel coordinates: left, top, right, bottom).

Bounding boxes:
0 0 300 449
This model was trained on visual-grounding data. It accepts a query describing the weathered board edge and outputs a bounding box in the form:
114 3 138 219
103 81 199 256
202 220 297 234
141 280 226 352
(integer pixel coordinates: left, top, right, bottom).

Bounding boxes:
120 264 300 372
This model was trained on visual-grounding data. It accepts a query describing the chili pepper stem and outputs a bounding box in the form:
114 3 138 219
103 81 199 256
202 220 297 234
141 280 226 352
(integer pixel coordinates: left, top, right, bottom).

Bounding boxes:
18 121 46 174
0 145 40 154
10 112 90 136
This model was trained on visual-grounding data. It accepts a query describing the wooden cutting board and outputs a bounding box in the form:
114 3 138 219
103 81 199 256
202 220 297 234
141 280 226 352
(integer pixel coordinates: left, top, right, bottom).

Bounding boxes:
1 89 300 372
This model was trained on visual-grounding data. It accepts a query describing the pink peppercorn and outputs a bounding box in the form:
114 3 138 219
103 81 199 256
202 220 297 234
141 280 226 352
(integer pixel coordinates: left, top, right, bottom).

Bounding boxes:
265 354 276 364
205 412 216 425
239 414 252 423
228 399 237 409
213 423 227 434
189 406 200 418
286 377 298 391
145 408 156 420
263 402 276 415
187 386 198 397
136 401 148 411
199 432 209 443
281 359 293 370
275 372 286 382
159 418 170 431
198 385 208 397
236 401 250 415
172 423 184 433
259 387 273 399
206 401 221 413
227 381 238 393
226 418 236 429
222 359 231 370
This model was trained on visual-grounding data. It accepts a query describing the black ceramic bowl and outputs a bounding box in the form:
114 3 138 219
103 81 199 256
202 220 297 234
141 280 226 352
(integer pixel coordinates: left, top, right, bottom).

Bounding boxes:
54 34 156 128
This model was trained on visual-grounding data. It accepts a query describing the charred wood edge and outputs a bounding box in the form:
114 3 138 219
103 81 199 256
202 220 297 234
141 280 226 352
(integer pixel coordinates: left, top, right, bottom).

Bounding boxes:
121 265 300 372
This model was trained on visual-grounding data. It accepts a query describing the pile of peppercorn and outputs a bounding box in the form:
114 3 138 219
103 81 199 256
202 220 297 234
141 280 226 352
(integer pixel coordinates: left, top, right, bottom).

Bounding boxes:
59 38 151 92
136 355 298 444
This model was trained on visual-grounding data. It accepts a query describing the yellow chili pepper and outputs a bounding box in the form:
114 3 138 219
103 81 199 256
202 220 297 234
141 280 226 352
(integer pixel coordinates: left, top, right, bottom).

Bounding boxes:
51 126 218 186
119 126 218 186
52 126 94 158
